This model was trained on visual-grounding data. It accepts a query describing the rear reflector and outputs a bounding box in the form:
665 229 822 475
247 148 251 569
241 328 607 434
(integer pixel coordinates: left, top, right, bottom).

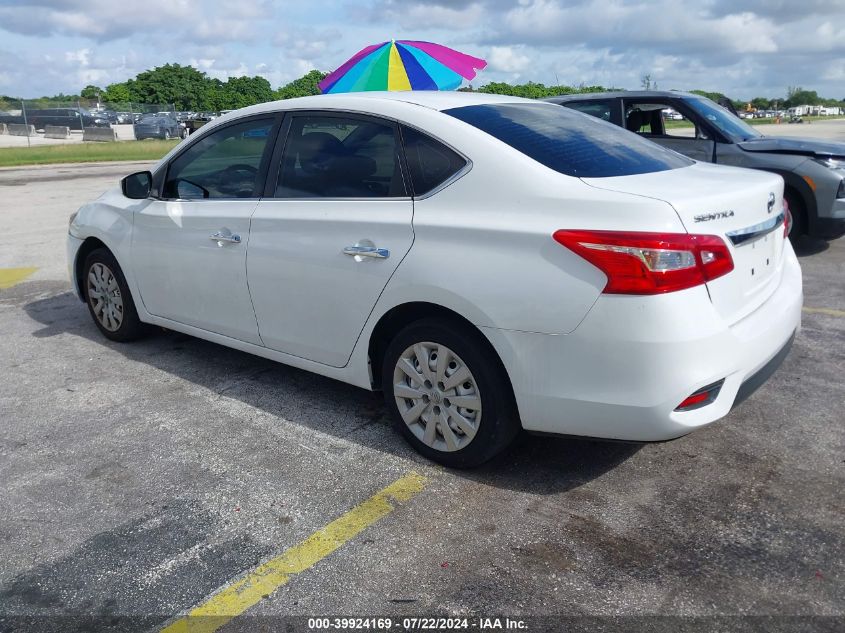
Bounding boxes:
675 380 725 411
553 230 734 295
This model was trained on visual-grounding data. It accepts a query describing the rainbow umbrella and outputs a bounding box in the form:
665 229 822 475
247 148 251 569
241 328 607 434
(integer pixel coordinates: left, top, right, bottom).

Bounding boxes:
318 40 487 94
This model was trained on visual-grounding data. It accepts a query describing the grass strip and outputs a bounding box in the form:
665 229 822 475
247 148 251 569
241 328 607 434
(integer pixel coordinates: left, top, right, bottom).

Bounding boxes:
0 139 179 167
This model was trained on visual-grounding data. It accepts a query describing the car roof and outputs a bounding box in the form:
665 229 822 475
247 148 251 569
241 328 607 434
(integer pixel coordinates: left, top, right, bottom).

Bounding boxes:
227 90 545 119
544 90 702 103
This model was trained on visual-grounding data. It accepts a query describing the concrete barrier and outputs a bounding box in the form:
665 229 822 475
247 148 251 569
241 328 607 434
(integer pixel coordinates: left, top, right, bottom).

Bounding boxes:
8 123 36 137
82 127 117 142
44 125 72 139
0 123 7 135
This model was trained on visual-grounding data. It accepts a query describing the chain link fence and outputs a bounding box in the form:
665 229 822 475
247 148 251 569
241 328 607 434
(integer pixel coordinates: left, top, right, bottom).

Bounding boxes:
0 98 178 147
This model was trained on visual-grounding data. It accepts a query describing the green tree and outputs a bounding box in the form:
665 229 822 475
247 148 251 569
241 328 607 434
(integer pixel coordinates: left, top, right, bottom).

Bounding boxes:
102 82 132 105
785 86 821 108
218 75 274 110
275 70 328 99
80 84 102 99
131 63 215 110
478 81 611 99
750 97 771 110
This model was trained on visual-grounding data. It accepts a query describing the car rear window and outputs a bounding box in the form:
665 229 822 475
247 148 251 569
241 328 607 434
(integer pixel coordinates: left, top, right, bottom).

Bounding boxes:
444 102 693 178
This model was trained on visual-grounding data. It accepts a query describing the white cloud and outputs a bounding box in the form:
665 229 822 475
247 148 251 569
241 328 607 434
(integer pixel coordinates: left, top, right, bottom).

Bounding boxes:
487 46 531 73
1 0 844 100
64 48 91 66
367 1 486 29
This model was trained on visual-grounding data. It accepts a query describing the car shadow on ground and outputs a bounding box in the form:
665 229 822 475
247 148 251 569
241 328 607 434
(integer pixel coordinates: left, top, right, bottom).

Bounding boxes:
791 235 830 257
18 284 641 495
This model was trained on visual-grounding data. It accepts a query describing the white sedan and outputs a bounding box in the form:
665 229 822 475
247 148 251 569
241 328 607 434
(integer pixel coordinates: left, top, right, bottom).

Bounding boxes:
68 92 802 467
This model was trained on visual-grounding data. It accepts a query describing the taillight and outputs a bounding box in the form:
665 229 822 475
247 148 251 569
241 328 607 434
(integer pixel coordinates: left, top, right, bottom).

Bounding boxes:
552 230 734 295
783 198 792 237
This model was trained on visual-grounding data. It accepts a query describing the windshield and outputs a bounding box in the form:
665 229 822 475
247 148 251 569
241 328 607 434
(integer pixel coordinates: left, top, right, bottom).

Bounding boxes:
444 102 693 178
687 98 762 142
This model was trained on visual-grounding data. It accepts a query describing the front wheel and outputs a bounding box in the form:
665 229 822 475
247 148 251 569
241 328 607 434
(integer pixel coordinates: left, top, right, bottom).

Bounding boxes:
163 129 171 140
785 189 807 240
83 248 146 342
382 318 520 468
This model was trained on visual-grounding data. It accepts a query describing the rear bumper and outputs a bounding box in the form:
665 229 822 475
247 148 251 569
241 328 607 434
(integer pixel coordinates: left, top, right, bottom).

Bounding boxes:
731 331 794 411
483 241 803 441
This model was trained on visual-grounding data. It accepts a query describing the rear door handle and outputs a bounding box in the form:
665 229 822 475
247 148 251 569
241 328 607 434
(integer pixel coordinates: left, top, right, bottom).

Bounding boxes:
210 232 241 244
343 245 389 259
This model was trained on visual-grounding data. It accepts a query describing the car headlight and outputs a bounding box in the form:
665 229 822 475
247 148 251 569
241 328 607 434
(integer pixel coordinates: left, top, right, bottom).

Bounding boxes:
812 158 845 198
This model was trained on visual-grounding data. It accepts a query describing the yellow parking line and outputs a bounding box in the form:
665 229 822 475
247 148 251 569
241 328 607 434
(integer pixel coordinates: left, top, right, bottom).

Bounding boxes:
0 267 37 289
803 306 845 318
161 472 428 633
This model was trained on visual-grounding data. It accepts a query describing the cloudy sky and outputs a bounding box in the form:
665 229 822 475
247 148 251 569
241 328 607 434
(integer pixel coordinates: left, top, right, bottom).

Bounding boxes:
1 0 843 100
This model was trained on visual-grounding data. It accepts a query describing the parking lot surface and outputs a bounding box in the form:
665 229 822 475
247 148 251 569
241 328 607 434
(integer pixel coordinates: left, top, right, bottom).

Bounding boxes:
0 160 843 632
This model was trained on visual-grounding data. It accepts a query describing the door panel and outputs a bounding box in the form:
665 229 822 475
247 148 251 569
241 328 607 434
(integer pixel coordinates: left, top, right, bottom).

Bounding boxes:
653 137 715 162
131 115 278 345
248 112 414 367
714 142 752 167
132 199 262 344
249 200 413 366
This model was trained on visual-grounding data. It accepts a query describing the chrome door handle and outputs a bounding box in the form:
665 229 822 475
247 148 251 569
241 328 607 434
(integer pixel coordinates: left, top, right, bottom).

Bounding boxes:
343 245 389 259
210 232 241 244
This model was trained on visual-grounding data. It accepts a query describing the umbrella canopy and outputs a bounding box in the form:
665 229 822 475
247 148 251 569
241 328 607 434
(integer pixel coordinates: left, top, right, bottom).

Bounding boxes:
318 40 487 94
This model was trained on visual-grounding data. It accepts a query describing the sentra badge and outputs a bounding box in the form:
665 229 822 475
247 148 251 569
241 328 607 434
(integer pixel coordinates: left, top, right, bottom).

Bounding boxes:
693 210 735 223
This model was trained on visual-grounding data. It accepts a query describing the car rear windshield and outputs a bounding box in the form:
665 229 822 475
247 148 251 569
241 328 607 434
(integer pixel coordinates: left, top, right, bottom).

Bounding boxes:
444 102 693 178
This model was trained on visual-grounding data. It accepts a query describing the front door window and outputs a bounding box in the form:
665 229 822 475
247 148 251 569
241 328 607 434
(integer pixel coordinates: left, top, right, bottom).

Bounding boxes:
163 118 275 199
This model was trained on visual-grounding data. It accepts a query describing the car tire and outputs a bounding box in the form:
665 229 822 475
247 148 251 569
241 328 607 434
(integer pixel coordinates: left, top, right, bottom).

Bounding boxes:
82 248 146 342
785 189 807 240
382 318 520 468
163 129 171 140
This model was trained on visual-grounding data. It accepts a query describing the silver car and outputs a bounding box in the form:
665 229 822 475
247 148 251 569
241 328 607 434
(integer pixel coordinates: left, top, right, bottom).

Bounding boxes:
547 91 845 239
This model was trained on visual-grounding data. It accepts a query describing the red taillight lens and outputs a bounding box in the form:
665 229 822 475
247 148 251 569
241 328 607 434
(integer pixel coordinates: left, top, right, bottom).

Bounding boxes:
783 198 792 237
552 230 734 295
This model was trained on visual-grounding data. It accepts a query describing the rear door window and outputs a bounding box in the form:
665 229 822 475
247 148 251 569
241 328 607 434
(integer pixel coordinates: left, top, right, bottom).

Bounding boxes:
400 125 467 196
276 114 407 198
445 102 692 178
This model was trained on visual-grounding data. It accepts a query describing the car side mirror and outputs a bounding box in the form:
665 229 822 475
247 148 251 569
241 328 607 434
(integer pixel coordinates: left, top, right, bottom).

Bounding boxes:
122 171 153 199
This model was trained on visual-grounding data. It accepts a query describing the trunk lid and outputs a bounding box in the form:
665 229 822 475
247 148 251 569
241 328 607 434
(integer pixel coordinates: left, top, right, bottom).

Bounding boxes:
582 162 787 324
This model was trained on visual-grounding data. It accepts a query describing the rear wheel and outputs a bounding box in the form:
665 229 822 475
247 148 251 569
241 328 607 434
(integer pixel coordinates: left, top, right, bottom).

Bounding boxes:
382 318 520 468
785 188 807 240
163 128 171 140
83 248 146 342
